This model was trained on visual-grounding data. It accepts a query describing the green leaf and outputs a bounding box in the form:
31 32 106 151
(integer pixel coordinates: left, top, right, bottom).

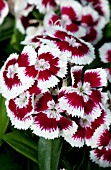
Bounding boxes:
0 142 27 170
86 162 91 170
0 94 9 142
38 137 63 170
10 29 25 52
104 21 111 40
0 15 14 41
3 131 38 164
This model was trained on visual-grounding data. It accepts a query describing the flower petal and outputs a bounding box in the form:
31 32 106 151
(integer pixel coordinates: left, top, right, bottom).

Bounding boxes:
31 112 59 139
0 0 9 24
99 43 111 63
59 87 84 117
5 91 34 129
60 0 82 21
84 68 107 87
17 45 37 67
90 147 111 168
71 66 83 87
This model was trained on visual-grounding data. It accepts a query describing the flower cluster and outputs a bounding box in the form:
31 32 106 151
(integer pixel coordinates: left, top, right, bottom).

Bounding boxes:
0 0 111 168
1 0 109 44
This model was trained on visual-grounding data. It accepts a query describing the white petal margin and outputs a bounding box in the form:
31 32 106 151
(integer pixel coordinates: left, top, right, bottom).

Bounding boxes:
0 0 9 25
99 43 111 63
38 75 60 93
0 53 28 99
31 116 60 139
90 148 111 168
62 133 84 148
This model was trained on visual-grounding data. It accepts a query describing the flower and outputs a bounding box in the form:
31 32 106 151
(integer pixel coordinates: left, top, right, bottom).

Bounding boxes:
5 90 34 130
61 108 111 148
59 66 107 119
90 129 111 167
31 91 78 139
17 43 67 92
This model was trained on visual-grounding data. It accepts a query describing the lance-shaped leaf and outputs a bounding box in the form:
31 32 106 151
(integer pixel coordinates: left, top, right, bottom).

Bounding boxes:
38 137 63 170
0 94 9 142
3 131 38 163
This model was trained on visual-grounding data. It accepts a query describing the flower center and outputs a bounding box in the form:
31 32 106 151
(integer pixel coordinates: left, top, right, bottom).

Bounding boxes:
7 64 17 78
65 37 81 48
35 59 50 71
76 82 91 102
79 118 91 128
46 101 61 120
15 91 30 108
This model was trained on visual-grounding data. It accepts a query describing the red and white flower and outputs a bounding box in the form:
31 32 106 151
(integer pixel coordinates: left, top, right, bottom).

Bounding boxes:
31 91 78 139
18 44 67 92
62 108 111 148
44 28 95 65
90 129 111 167
43 11 86 38
0 0 9 24
80 0 110 23
5 90 34 130
0 53 26 99
99 43 111 83
59 66 107 119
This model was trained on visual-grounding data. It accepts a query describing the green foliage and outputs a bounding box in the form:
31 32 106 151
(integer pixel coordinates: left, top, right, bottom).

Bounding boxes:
38 137 63 170
0 15 14 42
3 131 38 164
0 94 9 143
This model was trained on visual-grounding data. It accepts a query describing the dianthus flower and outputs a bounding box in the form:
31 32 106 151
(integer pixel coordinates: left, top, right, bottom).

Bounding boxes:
90 129 111 167
59 66 107 119
22 28 95 65
31 91 78 139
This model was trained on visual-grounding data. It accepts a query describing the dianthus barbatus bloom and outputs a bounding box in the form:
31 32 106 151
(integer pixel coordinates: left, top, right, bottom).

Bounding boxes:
0 0 9 24
99 43 111 83
17 43 67 92
40 27 95 65
5 89 34 130
43 10 86 38
80 0 110 23
59 66 107 119
31 91 78 139
61 108 111 148
90 129 111 167
0 46 37 99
